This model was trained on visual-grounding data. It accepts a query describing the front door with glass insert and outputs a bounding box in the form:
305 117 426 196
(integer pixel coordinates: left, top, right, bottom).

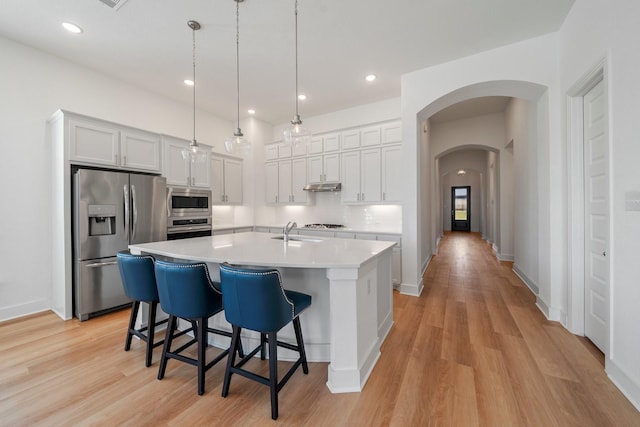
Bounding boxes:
451 186 471 232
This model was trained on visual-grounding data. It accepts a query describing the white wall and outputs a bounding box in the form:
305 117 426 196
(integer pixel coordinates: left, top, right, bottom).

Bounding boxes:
0 35 233 321
401 32 560 311
560 0 640 409
505 98 539 292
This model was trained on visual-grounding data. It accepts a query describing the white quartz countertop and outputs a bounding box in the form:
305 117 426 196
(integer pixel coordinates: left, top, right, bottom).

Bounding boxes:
130 232 395 269
256 224 402 235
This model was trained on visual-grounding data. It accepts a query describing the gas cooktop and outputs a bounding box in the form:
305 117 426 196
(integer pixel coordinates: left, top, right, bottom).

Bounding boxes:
303 223 344 229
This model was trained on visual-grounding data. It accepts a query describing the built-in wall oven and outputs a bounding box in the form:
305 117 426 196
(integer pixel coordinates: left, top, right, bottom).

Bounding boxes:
167 187 212 240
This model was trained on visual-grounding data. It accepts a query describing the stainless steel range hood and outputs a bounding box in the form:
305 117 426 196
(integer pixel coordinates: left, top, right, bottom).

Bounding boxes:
303 182 342 192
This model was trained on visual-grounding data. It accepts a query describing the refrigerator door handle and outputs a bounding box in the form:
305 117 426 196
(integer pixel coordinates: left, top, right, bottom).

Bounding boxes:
166 187 172 218
85 260 119 268
123 184 130 240
131 184 138 241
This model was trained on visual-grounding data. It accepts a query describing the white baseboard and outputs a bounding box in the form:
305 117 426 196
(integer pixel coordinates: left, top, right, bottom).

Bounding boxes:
607 358 640 412
512 263 539 294
0 300 50 323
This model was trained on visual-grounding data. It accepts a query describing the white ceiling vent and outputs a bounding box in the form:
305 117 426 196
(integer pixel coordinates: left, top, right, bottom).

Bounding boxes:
98 0 129 10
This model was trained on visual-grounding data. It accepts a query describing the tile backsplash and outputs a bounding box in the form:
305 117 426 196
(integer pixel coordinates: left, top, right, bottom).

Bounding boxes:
218 191 402 229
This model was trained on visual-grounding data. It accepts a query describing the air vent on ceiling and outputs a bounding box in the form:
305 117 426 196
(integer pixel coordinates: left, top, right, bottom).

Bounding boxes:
98 0 129 10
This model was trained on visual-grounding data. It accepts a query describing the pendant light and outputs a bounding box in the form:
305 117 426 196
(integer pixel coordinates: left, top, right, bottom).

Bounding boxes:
224 0 251 156
181 20 209 164
282 0 311 148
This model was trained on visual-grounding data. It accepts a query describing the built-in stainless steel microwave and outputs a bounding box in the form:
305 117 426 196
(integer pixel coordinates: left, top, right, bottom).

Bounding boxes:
167 187 211 218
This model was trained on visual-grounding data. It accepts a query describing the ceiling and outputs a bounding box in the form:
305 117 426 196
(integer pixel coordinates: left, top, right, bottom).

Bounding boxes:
0 0 574 125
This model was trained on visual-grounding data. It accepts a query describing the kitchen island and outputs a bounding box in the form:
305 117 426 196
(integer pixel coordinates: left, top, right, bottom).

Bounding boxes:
129 231 395 393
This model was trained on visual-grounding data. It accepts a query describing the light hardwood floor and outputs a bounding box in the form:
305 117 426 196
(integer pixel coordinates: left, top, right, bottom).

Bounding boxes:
1 232 639 426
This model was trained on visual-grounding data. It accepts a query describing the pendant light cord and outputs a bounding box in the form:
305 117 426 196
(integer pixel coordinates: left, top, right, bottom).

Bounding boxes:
192 23 197 144
294 0 299 120
236 0 241 133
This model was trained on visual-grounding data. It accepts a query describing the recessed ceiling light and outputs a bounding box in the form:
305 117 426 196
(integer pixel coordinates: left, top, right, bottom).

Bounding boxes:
247 109 256 115
365 74 376 82
457 169 467 176
62 22 83 34
298 94 307 101
184 79 194 86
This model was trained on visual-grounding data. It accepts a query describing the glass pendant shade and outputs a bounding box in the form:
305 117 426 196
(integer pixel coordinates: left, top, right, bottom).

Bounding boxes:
182 140 209 163
224 129 251 156
283 117 311 147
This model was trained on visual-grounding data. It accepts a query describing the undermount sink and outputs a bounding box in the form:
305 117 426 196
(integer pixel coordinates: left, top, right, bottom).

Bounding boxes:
271 235 323 243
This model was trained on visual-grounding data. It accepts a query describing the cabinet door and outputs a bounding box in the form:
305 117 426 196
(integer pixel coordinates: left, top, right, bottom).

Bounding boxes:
265 144 279 161
164 138 191 186
278 160 293 203
360 148 381 202
382 122 402 144
341 130 361 150
291 141 307 157
308 155 324 183
361 126 381 147
278 143 292 159
120 130 161 172
323 153 340 182
264 162 279 204
381 145 402 202
224 158 243 204
291 157 308 203
323 134 341 152
309 137 324 155
189 144 211 188
341 151 361 203
68 119 119 166
210 156 224 203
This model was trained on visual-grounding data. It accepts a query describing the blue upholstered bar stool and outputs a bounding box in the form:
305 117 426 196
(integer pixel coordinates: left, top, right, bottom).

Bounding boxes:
219 263 312 420
117 250 169 367
154 260 239 396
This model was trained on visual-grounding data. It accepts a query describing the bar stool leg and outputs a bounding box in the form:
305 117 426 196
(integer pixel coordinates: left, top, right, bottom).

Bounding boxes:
197 317 207 396
125 301 140 351
268 332 279 420
292 317 308 374
146 302 157 367
222 325 241 397
158 315 177 380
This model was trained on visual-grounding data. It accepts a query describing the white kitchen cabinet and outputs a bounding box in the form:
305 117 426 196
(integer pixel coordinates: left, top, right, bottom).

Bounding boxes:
308 153 340 183
341 129 361 150
265 144 278 161
68 118 161 172
361 126 381 147
265 162 279 204
341 149 381 203
211 155 242 204
279 158 308 204
381 145 402 202
163 136 211 188
120 130 162 171
310 133 340 155
381 121 402 144
376 235 402 285
266 158 307 205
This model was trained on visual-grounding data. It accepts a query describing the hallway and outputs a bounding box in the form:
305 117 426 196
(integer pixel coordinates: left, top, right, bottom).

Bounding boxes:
1 232 639 425
384 231 638 425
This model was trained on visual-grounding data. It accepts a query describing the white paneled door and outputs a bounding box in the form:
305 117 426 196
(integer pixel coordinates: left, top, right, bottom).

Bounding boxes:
584 79 609 353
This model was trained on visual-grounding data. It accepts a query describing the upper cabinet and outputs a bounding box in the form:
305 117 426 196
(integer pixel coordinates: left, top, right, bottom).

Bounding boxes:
381 145 402 202
341 149 381 203
211 155 242 205
265 158 308 205
163 135 211 188
68 116 161 172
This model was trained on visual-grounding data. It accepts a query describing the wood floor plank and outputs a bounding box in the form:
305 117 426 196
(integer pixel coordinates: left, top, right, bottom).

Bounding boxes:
1 232 638 426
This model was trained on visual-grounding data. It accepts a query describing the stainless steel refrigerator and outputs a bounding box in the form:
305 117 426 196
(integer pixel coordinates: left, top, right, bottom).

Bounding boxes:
73 168 167 320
